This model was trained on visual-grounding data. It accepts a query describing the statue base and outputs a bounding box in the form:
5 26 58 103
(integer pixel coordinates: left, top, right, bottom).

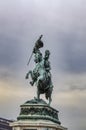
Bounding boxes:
10 98 67 130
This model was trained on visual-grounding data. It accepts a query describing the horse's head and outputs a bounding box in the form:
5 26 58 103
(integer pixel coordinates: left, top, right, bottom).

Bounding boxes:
34 51 42 63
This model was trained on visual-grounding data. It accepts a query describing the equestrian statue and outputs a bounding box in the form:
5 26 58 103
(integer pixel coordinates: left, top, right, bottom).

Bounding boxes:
25 35 53 105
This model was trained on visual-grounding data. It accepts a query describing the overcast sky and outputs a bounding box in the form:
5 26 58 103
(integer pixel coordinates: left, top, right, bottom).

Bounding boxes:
0 0 86 130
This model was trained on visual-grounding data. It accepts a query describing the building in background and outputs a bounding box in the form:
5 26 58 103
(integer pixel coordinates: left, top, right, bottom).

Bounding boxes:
0 118 13 130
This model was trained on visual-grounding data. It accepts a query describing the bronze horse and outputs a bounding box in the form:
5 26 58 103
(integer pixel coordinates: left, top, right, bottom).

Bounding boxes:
26 55 53 105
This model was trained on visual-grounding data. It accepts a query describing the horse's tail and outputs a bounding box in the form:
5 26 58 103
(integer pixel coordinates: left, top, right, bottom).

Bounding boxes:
45 87 53 100
45 90 50 100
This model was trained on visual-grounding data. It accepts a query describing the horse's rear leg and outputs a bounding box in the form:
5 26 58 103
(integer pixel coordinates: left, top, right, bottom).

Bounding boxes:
37 90 40 100
48 95 52 105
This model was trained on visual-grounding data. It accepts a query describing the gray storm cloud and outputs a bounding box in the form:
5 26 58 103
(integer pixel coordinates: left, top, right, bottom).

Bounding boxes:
0 1 86 130
0 0 86 74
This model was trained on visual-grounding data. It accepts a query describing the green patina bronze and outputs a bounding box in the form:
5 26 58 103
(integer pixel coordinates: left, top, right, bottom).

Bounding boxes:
17 36 61 125
26 35 53 105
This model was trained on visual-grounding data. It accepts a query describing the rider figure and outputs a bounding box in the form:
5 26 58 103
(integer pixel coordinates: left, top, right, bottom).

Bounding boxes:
44 50 53 89
44 50 51 72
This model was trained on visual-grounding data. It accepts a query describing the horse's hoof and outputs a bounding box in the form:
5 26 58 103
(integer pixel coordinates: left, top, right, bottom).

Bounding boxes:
25 75 28 79
30 81 34 86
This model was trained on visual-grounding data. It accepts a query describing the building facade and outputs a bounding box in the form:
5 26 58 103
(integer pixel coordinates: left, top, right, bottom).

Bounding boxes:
0 118 13 130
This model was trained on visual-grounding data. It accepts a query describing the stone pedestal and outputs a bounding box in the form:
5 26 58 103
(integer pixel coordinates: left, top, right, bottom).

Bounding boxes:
10 99 67 130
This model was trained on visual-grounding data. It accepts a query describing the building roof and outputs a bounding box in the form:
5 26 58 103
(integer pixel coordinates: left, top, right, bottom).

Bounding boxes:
0 117 13 130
